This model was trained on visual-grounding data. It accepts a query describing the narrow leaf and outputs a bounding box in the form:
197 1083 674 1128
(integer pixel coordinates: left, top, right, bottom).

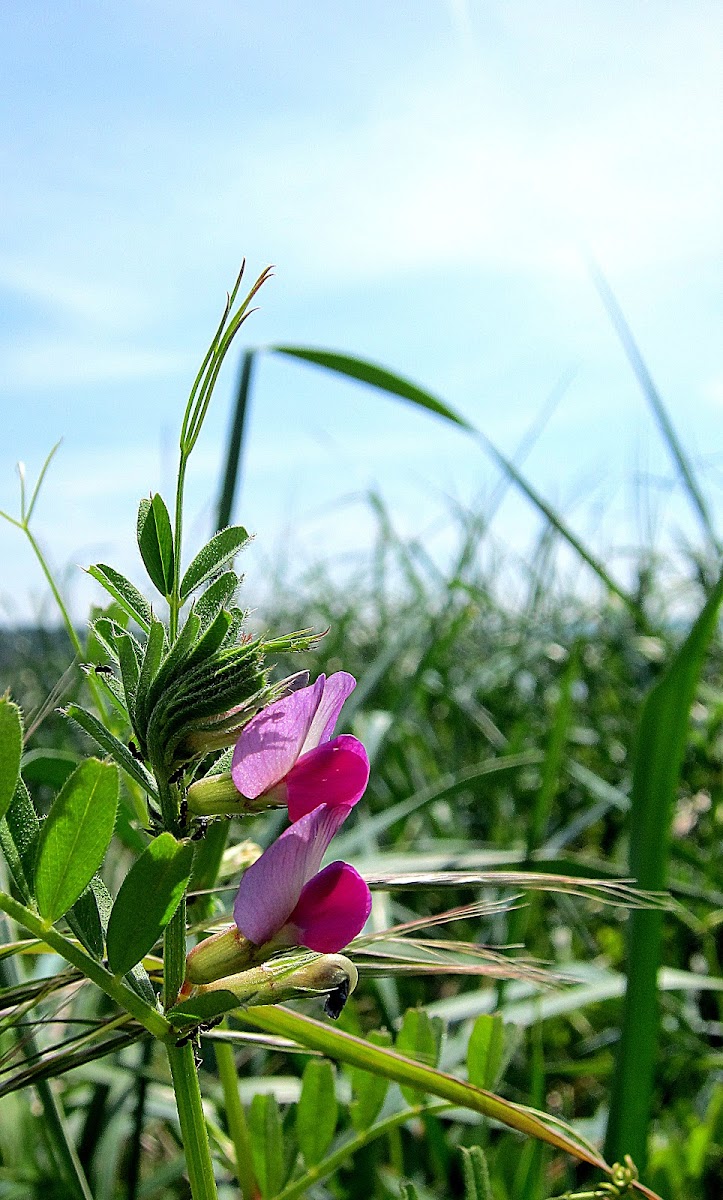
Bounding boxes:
63 703 158 800
0 777 40 902
66 882 105 959
606 569 723 1168
349 1028 392 1131
249 1092 285 1200
86 564 153 633
297 1059 338 1166
134 618 167 733
137 494 174 596
35 759 119 922
467 1014 506 1090
240 1006 610 1173
106 833 194 975
270 346 637 615
0 698 23 822
396 1007 443 1103
180 526 250 600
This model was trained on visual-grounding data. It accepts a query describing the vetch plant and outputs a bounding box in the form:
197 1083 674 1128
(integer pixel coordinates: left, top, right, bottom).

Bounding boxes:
0 265 668 1200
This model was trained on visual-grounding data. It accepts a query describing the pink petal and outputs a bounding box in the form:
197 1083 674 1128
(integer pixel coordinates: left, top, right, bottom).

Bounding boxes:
233 803 351 945
300 672 356 755
285 735 370 821
285 861 372 952
231 676 325 798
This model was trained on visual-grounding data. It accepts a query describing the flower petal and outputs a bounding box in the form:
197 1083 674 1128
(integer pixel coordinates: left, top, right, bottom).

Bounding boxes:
285 735 370 821
300 672 356 754
285 861 372 952
231 676 325 798
233 803 351 945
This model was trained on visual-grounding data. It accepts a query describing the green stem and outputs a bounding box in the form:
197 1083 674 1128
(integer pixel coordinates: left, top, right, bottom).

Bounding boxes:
167 1040 219 1200
0 890 171 1039
170 454 188 642
215 1035 258 1200
163 896 188 1011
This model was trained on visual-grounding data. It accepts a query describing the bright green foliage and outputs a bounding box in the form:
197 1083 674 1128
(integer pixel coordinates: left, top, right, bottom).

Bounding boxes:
467 1015 505 1090
0 698 23 822
349 1028 393 1130
106 832 194 975
35 759 119 922
180 525 250 599
396 1007 443 1103
296 1058 338 1166
0 777 39 902
606 568 723 1168
137 493 175 597
249 1092 286 1200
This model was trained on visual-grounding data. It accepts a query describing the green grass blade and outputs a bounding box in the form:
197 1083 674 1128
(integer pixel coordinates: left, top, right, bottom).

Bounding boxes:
591 264 719 555
267 346 639 617
239 1004 608 1172
605 568 723 1168
216 349 256 530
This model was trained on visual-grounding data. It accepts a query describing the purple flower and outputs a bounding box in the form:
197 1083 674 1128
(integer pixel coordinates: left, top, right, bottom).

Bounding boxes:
231 672 369 821
233 803 372 953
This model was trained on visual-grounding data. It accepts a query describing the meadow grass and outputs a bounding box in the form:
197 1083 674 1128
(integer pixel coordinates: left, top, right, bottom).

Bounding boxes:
2 492 721 1200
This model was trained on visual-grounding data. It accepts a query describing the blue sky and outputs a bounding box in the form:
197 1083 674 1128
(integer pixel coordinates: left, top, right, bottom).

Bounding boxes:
1 2 722 624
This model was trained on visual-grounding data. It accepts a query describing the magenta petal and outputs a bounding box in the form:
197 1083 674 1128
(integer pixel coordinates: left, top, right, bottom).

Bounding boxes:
285 735 370 821
286 862 372 952
300 672 356 754
233 803 351 945
231 676 325 798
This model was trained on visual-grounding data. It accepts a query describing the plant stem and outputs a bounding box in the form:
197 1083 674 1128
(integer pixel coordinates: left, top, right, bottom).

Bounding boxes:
169 455 188 642
0 890 170 1039
215 1035 258 1200
167 1039 219 1200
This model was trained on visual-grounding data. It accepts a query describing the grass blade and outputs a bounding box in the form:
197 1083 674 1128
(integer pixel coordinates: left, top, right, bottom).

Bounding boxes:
605 568 723 1167
591 264 719 555
267 346 639 618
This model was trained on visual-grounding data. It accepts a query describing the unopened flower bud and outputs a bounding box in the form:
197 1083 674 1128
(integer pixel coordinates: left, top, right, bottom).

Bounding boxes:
185 924 255 985
195 951 358 1016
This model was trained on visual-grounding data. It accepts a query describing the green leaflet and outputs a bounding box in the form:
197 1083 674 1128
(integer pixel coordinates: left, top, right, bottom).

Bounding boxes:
137 494 174 597
467 1014 505 1090
396 1006 443 1104
35 760 119 923
21 749 78 791
0 698 23 823
86 563 153 633
248 1093 285 1200
106 833 194 976
0 777 40 903
180 526 250 600
63 703 158 799
296 1059 338 1166
349 1028 392 1131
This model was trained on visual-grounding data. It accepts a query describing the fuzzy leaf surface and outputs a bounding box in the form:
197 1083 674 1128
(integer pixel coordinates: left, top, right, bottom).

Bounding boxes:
180 526 249 600
87 564 153 633
0 698 23 822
